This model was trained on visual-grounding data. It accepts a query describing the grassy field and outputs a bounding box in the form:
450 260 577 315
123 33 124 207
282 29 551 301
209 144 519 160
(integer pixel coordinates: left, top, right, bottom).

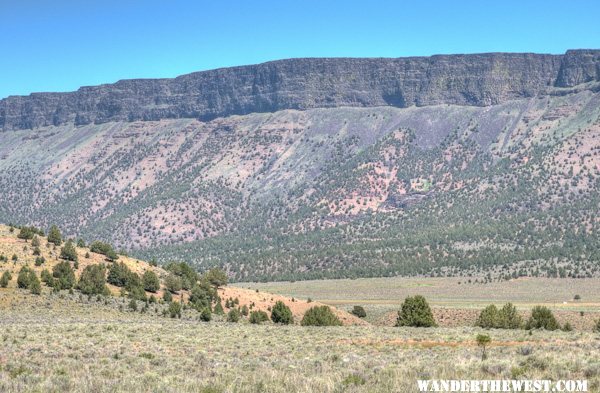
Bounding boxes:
1 224 599 391
1 290 599 393
234 277 600 329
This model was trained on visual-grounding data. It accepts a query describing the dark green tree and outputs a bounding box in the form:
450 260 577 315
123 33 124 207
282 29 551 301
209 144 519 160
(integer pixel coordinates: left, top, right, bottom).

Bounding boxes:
301 306 342 326
164 274 182 293
199 307 212 322
165 261 198 290
41 269 53 286
89 241 119 261
60 240 78 262
249 310 269 324
78 264 108 295
29 274 41 295
395 295 436 327
227 308 241 323
0 271 12 287
142 270 160 293
17 226 34 241
526 306 559 330
52 261 76 290
107 262 133 287
189 280 216 311
17 266 34 288
475 305 500 329
271 301 293 324
499 303 522 329
213 299 224 315
204 268 228 289
47 225 62 246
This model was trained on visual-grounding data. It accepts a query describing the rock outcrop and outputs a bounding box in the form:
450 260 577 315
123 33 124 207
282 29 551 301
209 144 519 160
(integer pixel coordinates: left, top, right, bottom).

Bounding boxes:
1 50 599 131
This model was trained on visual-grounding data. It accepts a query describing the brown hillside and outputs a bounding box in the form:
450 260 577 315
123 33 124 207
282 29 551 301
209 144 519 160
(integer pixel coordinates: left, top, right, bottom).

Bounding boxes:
0 224 365 325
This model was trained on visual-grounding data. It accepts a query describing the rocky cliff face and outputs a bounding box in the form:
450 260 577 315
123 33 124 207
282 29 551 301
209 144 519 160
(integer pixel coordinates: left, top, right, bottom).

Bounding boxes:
1 50 599 131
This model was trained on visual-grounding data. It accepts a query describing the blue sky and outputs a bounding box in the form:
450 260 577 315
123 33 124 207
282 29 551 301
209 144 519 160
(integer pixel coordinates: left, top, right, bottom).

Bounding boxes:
1 0 599 99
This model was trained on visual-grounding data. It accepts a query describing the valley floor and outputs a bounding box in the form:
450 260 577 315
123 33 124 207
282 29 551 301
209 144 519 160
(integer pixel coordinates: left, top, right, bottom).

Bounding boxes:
1 290 599 393
235 277 600 330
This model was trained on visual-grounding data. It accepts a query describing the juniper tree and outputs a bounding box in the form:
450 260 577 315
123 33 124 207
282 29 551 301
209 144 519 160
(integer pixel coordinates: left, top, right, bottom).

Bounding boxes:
301 306 342 326
0 271 12 288
526 306 559 330
249 310 269 324
52 261 76 290
168 301 182 318
29 274 41 295
17 227 34 241
204 268 228 289
47 225 62 246
396 295 436 327
271 301 293 324
78 264 108 295
17 266 34 288
227 308 241 323
142 270 160 293
60 240 78 262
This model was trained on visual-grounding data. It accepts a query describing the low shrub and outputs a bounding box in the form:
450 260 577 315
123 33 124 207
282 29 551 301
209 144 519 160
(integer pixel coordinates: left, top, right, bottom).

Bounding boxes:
249 310 269 324
350 305 367 318
301 306 342 326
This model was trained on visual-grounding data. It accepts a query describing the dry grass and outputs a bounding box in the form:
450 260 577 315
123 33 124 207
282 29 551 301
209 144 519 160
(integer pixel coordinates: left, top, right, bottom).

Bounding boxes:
1 290 599 393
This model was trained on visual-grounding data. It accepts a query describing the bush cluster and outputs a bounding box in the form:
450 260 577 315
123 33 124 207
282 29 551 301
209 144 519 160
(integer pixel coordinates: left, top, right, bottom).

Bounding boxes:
396 295 436 327
475 303 522 329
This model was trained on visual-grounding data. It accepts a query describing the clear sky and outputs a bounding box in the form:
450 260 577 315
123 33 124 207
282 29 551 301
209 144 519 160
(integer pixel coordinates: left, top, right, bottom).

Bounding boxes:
1 0 599 99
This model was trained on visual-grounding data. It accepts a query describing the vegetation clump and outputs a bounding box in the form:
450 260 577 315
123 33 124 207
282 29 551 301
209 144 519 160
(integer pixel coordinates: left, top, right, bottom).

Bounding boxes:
475 303 522 329
142 270 160 293
47 225 62 246
395 295 436 327
17 226 42 241
168 301 182 318
350 305 367 318
204 268 228 289
271 301 293 324
476 333 491 360
60 240 78 262
165 262 198 290
301 306 342 326
525 306 559 331
90 241 119 262
52 261 76 290
249 310 269 324
0 271 12 287
227 308 241 323
17 266 40 294
78 264 109 295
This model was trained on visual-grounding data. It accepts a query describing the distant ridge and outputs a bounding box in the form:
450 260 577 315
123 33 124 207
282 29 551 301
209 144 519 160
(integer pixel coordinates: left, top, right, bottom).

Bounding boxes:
1 49 599 131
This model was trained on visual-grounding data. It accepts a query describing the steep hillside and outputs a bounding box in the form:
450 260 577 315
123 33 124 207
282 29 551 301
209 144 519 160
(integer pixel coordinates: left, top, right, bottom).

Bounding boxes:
0 224 362 325
0 51 598 281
